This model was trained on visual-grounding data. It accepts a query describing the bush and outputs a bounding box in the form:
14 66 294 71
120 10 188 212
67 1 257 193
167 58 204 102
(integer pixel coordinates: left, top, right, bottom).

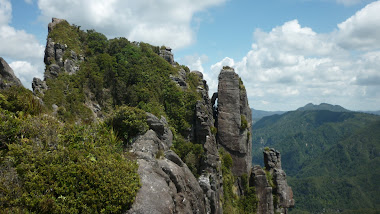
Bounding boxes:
105 105 148 146
241 115 248 130
0 119 140 213
172 136 204 177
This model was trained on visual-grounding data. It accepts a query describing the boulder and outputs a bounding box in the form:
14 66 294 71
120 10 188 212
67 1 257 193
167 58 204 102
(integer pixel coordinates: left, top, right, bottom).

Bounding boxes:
0 57 22 89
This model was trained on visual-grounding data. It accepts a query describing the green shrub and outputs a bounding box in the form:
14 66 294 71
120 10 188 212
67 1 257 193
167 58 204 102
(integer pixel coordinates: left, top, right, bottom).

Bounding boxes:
105 105 148 146
240 115 248 130
172 136 204 177
0 118 140 213
211 126 217 135
0 86 44 116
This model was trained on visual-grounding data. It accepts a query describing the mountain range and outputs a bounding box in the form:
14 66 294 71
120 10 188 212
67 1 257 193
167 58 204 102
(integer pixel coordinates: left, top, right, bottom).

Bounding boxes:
251 103 380 213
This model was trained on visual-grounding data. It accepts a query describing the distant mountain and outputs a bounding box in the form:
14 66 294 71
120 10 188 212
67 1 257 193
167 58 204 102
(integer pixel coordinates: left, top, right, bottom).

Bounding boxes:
297 103 350 112
360 110 380 115
251 108 286 123
251 109 380 213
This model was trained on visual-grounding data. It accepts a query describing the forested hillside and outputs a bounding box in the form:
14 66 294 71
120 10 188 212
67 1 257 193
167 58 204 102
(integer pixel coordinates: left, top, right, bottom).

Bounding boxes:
251 108 380 213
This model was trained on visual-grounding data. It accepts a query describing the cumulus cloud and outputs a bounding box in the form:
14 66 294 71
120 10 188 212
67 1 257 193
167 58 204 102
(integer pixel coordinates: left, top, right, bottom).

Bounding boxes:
0 0 44 89
10 61 44 87
336 1 380 50
204 2 380 111
37 0 226 49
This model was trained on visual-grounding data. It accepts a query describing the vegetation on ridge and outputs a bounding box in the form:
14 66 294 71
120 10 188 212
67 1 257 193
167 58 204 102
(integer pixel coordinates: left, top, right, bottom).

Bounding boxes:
1 20 205 213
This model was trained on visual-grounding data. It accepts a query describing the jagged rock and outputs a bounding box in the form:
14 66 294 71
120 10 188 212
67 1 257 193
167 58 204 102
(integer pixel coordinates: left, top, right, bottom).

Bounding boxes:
264 148 282 171
48 18 65 33
216 67 252 177
159 47 175 65
192 70 223 214
251 166 274 214
262 148 295 213
146 113 173 149
32 77 48 95
0 57 22 89
128 128 207 214
44 19 82 80
170 68 188 90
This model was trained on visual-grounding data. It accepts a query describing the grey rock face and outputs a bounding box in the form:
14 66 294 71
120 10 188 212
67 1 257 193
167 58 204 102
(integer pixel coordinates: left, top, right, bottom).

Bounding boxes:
192 70 223 214
127 116 207 214
32 77 48 95
48 18 65 33
170 68 188 90
216 67 252 176
0 57 22 89
251 166 274 214
264 148 282 171
257 148 295 214
159 47 175 65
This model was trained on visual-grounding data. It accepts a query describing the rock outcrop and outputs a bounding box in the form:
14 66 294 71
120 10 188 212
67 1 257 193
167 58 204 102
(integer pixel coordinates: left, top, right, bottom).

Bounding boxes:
159 47 175 65
192 70 223 214
0 57 22 89
251 148 295 214
40 18 83 87
127 113 208 214
215 66 252 177
250 166 274 214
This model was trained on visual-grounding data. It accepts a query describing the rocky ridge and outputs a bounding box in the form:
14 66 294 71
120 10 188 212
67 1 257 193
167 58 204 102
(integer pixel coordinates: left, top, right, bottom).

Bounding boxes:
27 18 294 214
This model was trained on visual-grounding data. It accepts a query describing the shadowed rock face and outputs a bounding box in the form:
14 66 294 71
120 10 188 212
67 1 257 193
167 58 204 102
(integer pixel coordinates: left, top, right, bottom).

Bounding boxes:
216 67 252 177
264 148 295 212
0 57 22 89
250 166 274 214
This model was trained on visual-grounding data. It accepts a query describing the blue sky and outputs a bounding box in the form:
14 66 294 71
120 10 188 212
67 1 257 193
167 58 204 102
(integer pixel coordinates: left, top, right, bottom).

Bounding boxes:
1 0 380 111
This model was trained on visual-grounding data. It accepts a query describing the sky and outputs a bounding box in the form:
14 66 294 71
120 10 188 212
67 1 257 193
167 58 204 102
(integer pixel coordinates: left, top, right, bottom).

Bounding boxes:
0 0 380 111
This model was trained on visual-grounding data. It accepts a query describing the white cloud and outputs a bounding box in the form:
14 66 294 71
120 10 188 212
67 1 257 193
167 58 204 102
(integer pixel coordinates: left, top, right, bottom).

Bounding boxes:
0 0 11 25
336 0 380 50
37 0 226 49
0 0 44 89
10 61 44 88
204 3 380 111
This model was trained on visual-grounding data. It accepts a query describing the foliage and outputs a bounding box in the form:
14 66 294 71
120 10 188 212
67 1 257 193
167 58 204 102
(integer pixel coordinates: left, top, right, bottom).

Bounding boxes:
48 20 84 57
240 115 248 130
0 111 140 213
0 86 44 116
211 126 217 135
252 110 380 213
105 105 148 146
219 148 258 214
172 136 204 177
